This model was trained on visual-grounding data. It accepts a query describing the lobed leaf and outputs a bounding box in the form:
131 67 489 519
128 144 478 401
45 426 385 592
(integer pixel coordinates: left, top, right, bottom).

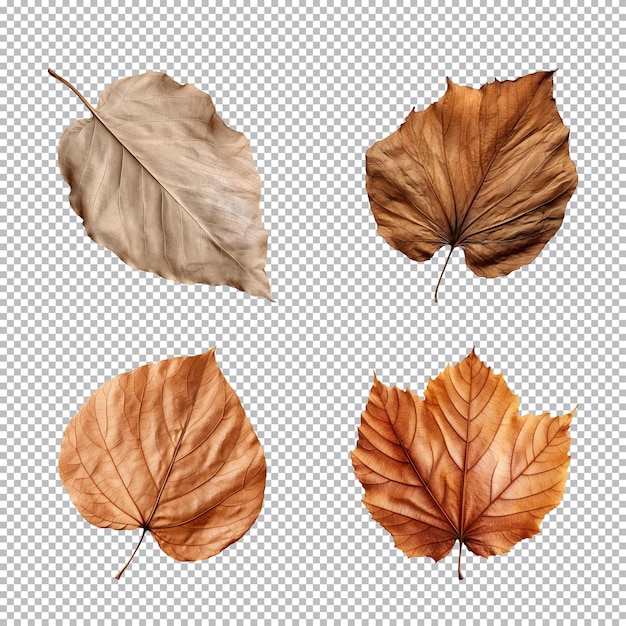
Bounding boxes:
351 350 573 579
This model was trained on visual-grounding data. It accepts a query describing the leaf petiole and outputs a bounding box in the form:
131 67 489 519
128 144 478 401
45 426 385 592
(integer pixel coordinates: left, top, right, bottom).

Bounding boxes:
457 539 464 580
48 69 98 116
115 528 147 580
434 246 455 303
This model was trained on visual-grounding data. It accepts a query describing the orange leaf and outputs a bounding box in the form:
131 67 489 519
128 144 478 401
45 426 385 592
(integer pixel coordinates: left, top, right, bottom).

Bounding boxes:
366 71 578 301
351 351 573 579
58 348 266 578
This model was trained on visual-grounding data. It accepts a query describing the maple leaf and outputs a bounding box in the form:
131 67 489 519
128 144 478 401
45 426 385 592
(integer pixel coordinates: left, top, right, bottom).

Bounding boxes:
351 350 573 579
49 69 272 300
58 348 266 578
365 71 578 301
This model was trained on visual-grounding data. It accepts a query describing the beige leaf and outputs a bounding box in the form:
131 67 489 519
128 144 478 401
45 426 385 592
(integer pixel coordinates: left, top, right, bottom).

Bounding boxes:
366 71 578 301
351 350 573 579
58 348 266 578
50 70 272 299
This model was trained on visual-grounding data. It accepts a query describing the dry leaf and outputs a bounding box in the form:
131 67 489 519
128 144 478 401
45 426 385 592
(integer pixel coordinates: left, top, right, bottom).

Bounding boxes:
58 348 266 578
49 69 272 299
366 71 578 301
351 350 573 579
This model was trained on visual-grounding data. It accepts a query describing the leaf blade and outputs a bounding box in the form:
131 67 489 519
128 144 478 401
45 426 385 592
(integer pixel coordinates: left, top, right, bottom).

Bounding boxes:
52 71 272 299
58 349 266 574
365 71 578 297
351 351 573 577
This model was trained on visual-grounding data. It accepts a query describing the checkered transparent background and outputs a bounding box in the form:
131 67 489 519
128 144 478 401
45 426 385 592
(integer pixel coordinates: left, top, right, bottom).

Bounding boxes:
1 0 624 623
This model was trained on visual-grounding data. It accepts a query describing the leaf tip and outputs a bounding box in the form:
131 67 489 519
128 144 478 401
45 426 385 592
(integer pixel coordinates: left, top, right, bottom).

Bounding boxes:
562 406 577 428
463 348 481 368
372 371 383 391
254 278 274 302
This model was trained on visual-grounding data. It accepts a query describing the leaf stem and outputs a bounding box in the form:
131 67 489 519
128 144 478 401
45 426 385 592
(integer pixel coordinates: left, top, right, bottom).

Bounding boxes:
48 69 97 116
434 246 454 303
115 528 147 580
457 539 465 580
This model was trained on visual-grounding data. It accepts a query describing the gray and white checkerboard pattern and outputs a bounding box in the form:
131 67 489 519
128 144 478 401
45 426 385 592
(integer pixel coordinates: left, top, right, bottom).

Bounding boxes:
1 0 624 623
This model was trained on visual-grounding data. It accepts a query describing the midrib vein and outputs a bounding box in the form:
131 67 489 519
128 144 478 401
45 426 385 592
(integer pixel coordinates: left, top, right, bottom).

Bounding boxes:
454 76 548 240
143 356 211 528
91 114 253 277
457 362 474 541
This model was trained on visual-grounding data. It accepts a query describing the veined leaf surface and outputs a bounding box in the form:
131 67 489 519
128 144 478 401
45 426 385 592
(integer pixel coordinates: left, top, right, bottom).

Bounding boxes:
50 70 272 299
351 351 573 579
59 348 266 578
366 71 578 301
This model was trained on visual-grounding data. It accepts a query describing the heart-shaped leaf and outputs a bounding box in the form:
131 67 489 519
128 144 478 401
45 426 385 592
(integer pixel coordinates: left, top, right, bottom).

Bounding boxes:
50 70 272 299
58 348 266 578
351 350 573 579
366 71 578 301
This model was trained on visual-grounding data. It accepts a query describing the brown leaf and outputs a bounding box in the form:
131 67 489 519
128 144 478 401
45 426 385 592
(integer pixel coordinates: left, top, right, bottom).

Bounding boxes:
49 69 272 300
58 348 266 578
366 71 578 301
351 350 573 579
